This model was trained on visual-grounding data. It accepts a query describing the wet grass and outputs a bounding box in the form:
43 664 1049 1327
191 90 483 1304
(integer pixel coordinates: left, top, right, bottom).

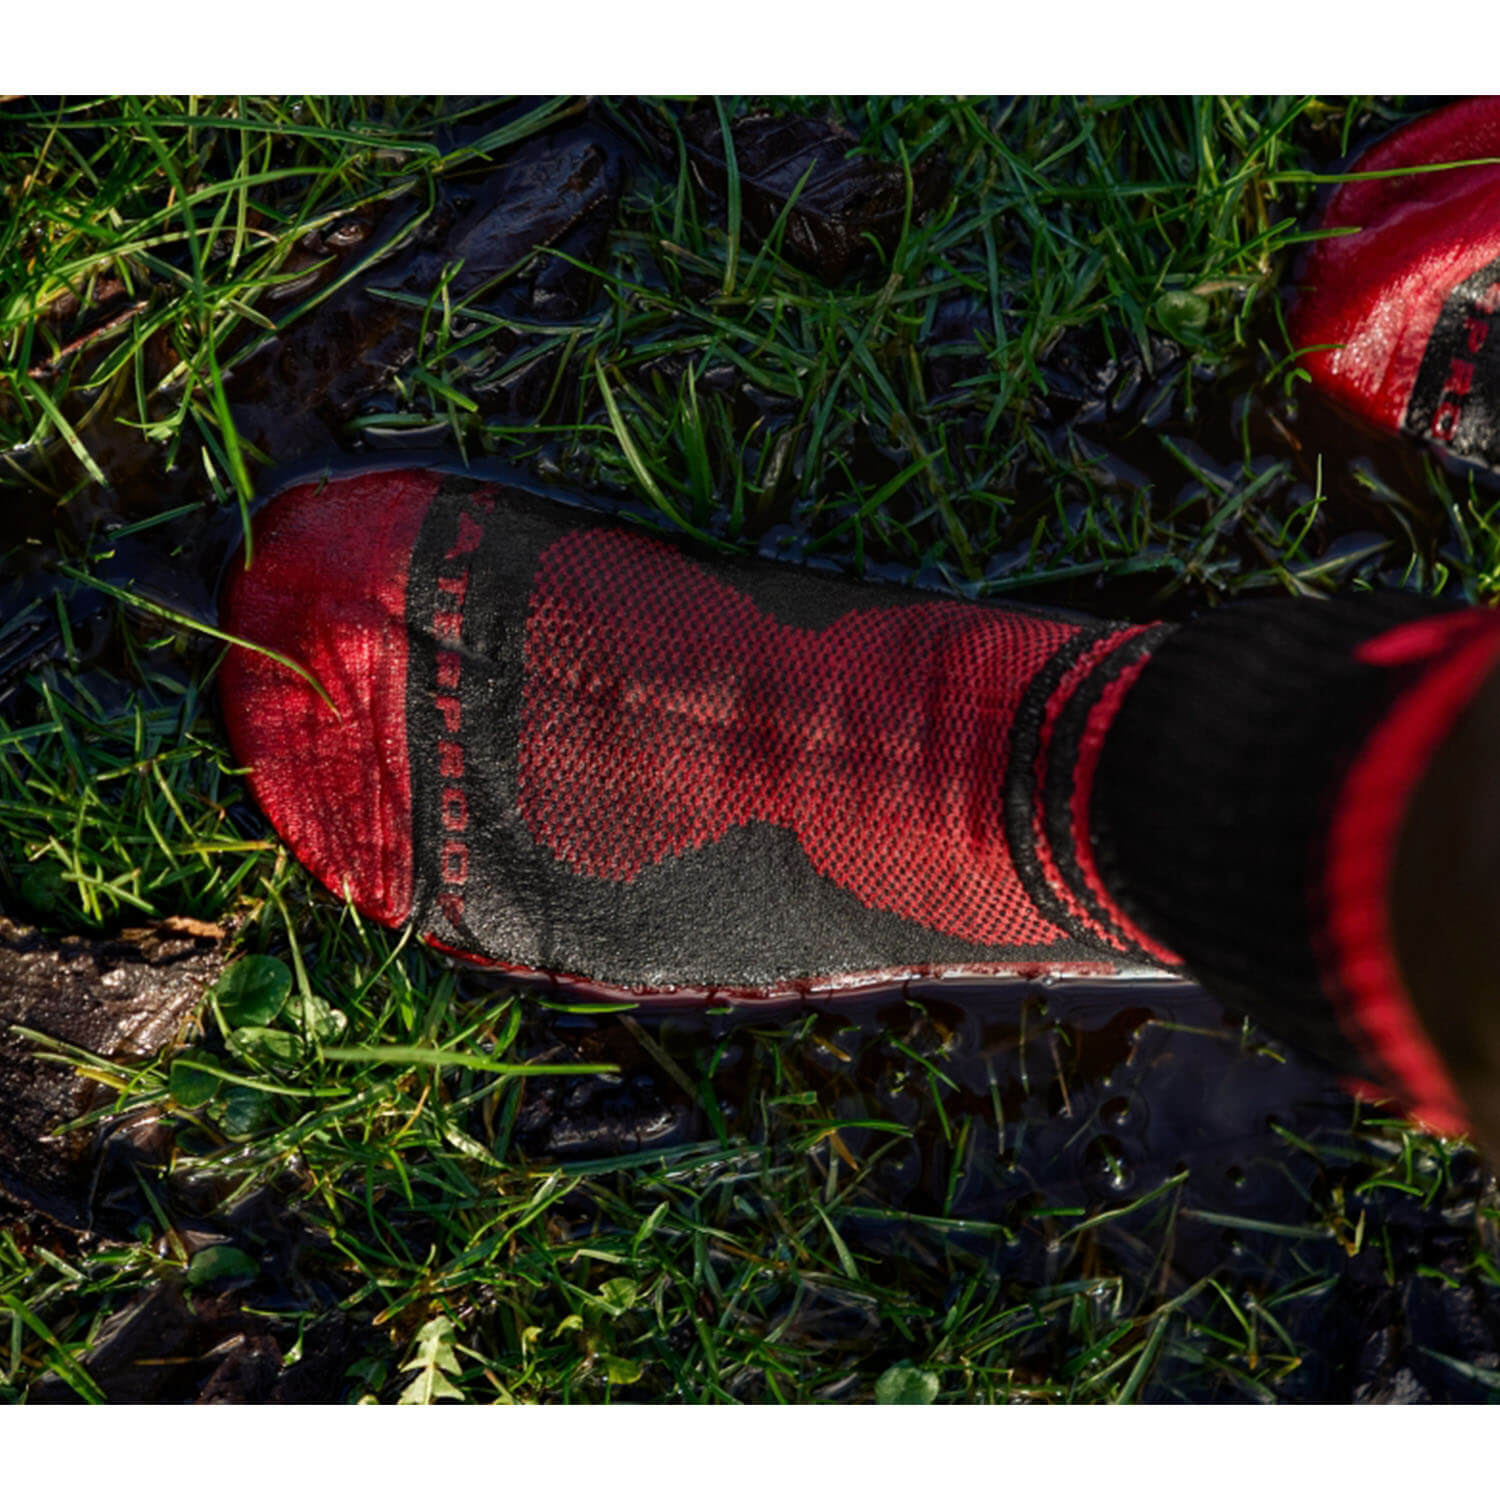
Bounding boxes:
3 94 1500 1403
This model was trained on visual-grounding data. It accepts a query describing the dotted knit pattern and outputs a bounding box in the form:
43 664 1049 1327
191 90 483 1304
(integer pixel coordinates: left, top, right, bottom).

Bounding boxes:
519 526 1095 947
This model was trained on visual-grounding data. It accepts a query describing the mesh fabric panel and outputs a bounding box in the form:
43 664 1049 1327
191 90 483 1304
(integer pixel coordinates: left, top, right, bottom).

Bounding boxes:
520 526 1092 946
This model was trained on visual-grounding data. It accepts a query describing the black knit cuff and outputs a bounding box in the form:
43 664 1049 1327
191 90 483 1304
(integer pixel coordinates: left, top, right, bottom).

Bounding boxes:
1089 592 1459 1077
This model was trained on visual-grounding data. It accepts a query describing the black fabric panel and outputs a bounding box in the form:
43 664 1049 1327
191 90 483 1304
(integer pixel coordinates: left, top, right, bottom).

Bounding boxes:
1404 252 1500 464
1039 621 1179 964
1089 591 1458 1075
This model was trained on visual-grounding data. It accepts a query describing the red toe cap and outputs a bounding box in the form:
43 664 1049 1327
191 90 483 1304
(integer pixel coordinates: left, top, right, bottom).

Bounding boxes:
219 469 442 926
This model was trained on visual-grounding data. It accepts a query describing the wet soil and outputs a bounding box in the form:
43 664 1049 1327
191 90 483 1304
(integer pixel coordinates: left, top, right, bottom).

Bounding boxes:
634 103 951 280
8 967 1496 1402
2 117 630 628
20 1208 377 1404
506 980 1500 1403
5 101 1488 679
0 917 378 1403
0 915 223 1229
4 99 1500 1401
24 1281 369 1405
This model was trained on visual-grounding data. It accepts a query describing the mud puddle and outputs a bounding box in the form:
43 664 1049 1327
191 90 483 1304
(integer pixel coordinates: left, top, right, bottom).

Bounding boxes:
9 962 1495 1402
0 110 633 707
0 917 379 1403
24 1281 370 1405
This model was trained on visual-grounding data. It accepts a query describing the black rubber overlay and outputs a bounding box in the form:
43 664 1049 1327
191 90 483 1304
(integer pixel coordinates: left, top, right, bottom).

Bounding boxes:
403 476 1134 989
1405 253 1500 463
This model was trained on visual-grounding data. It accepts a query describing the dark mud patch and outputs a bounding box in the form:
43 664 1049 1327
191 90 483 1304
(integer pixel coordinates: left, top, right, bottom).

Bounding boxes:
25 1271 373 1404
0 917 375 1403
0 915 223 1230
4 947 1497 1401
0 922 378 1406
0 114 633 666
633 103 950 281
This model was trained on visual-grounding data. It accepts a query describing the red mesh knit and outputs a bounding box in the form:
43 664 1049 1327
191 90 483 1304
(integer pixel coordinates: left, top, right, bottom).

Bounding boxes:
219 469 440 926
520 526 1101 946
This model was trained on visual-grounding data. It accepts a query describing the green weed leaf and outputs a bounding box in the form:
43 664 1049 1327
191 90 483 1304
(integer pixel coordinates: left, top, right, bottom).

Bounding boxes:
600 1354 643 1385
227 1026 300 1070
169 1053 221 1107
398 1315 465 1404
19 862 67 918
297 991 348 1045
593 1278 639 1318
875 1363 939 1404
211 955 291 1028
218 1086 278 1138
1153 289 1211 344
186 1244 259 1287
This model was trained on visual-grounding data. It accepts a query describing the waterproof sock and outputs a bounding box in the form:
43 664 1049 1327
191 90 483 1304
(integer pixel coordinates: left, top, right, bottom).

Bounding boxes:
1292 97 1500 467
220 468 1175 998
219 467 1500 1134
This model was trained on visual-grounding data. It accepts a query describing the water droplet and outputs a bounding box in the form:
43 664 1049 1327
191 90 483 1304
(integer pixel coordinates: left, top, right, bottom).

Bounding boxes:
1083 1133 1134 1193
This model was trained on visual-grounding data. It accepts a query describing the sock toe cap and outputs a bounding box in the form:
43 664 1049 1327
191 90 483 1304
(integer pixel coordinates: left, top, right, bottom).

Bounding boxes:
219 469 441 926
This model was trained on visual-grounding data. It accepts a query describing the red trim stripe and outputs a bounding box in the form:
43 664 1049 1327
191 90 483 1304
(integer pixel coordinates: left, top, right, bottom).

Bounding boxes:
1030 629 1149 953
1324 609 1500 1136
1069 654 1184 969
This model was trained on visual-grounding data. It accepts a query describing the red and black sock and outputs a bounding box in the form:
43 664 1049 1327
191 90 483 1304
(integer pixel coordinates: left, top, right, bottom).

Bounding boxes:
221 469 1174 997
220 467 1500 1134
